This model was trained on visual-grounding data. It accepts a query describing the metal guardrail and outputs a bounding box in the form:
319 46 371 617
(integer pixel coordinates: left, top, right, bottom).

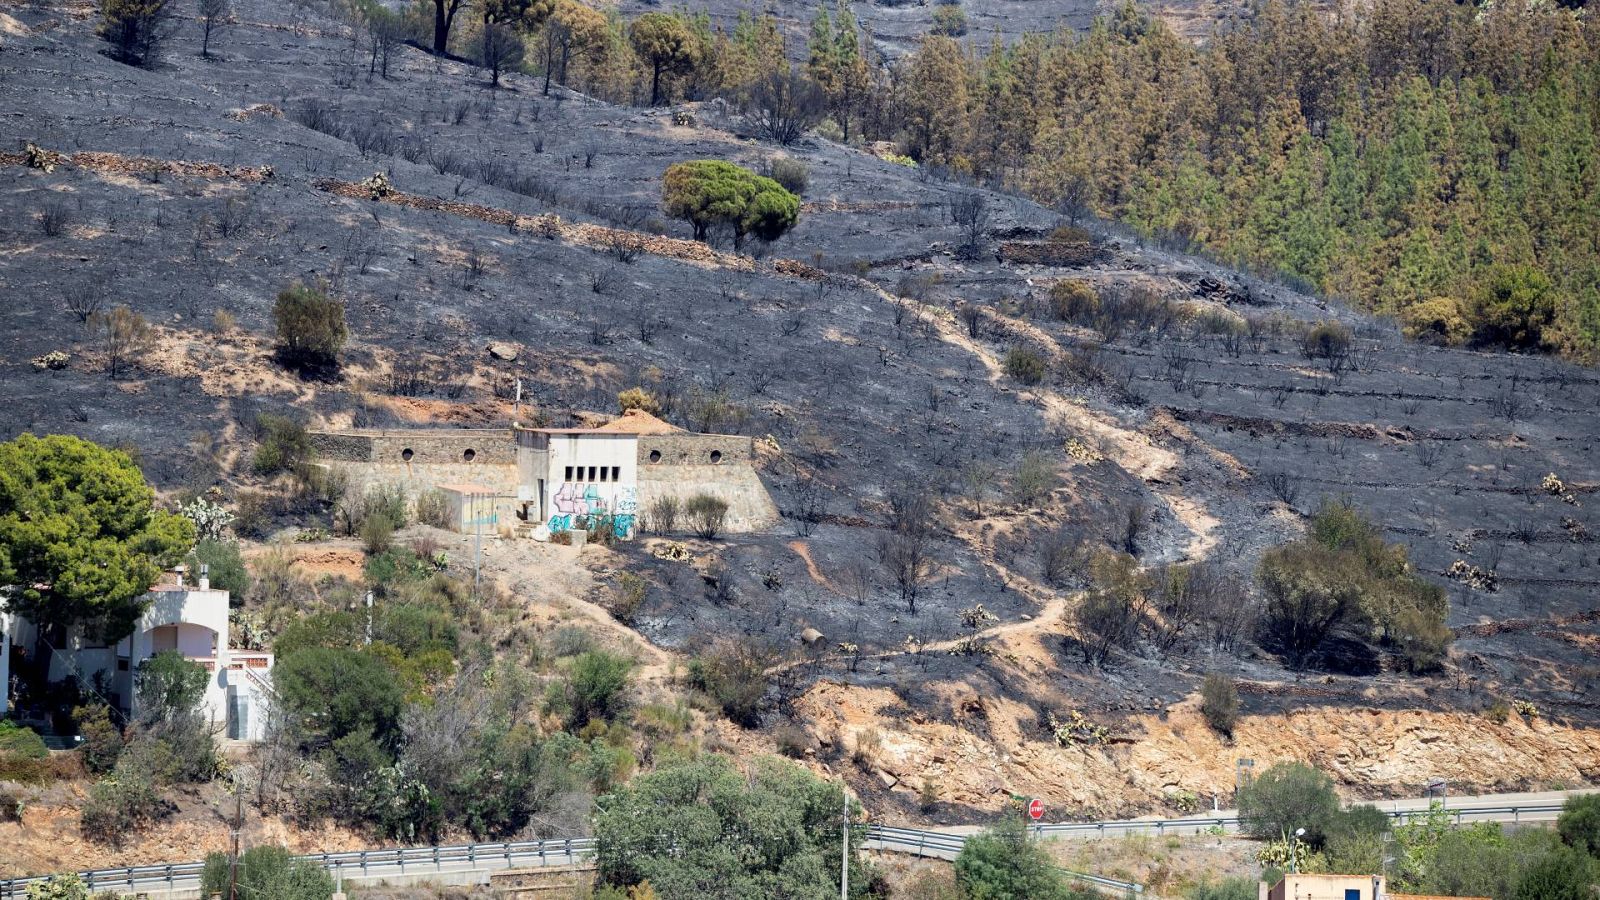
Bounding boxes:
1023 802 1569 838
866 824 1145 894
0 838 597 899
0 804 1568 899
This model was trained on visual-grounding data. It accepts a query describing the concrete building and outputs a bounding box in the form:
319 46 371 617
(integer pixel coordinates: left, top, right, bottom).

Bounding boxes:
0 568 273 740
1261 874 1385 900
313 410 778 541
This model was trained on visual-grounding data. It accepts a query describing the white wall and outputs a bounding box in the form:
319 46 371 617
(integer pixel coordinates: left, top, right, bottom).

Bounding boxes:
2 584 271 740
0 612 9 717
538 434 640 538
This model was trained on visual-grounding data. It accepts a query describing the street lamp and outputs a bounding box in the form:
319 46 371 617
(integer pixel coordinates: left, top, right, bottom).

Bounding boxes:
1291 827 1306 873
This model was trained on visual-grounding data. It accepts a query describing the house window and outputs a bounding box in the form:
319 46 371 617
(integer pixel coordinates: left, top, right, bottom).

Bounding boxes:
709 450 723 464
612 466 621 481
599 467 609 483
565 466 574 481
588 465 598 481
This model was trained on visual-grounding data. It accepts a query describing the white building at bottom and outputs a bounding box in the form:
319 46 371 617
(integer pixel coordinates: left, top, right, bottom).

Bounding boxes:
0 568 273 741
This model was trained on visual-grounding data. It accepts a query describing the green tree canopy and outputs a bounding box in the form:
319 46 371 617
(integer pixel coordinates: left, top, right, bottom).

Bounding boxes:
135 651 209 725
954 816 1074 900
0 434 193 642
1557 793 1600 857
629 12 701 106
272 281 347 372
661 160 800 250
272 647 405 751
594 754 871 899
1236 760 1340 844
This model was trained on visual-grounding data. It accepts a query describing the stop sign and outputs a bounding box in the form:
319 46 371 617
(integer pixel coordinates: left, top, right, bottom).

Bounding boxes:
1027 798 1044 821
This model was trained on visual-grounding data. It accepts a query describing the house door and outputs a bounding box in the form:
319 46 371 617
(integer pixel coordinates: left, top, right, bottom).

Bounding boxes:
1345 889 1361 900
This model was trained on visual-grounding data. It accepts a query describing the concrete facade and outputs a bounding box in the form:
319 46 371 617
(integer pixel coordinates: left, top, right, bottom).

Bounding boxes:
314 414 777 540
1261 874 1385 900
515 429 640 538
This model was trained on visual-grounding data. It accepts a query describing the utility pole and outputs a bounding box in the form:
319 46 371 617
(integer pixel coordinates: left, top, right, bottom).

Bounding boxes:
227 768 245 900
839 789 850 900
364 591 373 645
472 491 483 594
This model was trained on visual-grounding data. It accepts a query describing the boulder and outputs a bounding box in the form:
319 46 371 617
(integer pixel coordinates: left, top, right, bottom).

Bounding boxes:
487 342 518 361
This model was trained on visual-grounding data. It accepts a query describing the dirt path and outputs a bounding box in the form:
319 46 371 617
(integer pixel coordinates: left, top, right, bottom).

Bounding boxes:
761 281 1230 676
480 541 677 683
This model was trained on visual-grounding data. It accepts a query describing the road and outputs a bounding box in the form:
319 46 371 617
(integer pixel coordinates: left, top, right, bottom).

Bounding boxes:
918 788 1594 838
3 789 1590 900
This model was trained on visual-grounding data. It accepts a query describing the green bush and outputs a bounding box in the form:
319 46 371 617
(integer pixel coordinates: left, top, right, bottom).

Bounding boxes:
273 647 406 750
1004 346 1047 385
1010 449 1058 506
201 845 334 900
1187 877 1258 900
1199 673 1239 737
97 0 176 67
81 766 167 845
1236 761 1339 844
930 3 967 36
186 539 250 598
1300 320 1352 361
594 755 871 896
252 413 312 476
1471 263 1555 350
272 280 347 371
1557 792 1600 857
560 651 634 727
955 816 1073 900
73 704 125 775
362 514 395 555
0 721 51 783
1511 846 1596 900
1258 498 1450 671
21 874 89 900
0 721 48 760
365 546 431 591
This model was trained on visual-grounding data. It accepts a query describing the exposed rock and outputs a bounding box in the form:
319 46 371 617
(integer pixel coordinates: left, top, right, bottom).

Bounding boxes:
487 342 518 361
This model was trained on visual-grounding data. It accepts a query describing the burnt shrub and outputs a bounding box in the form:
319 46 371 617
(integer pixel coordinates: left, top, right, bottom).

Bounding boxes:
1049 279 1100 324
98 0 177 66
685 639 774 727
1200 673 1239 737
768 158 809 196
686 493 729 539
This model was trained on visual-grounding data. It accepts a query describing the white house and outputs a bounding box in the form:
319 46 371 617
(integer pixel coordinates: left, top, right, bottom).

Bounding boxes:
1 568 273 741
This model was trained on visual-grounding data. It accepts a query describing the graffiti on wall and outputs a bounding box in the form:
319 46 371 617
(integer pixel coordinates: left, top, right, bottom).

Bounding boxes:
548 484 637 539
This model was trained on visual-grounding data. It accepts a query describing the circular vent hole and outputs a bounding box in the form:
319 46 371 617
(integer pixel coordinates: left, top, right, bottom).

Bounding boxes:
463 448 477 462
648 449 662 463
401 448 414 462
709 450 723 464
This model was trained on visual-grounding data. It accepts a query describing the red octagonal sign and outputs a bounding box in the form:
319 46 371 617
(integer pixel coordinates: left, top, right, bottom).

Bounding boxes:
1027 798 1044 821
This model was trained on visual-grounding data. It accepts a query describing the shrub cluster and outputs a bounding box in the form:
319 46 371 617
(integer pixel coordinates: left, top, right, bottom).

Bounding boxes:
1257 498 1451 672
